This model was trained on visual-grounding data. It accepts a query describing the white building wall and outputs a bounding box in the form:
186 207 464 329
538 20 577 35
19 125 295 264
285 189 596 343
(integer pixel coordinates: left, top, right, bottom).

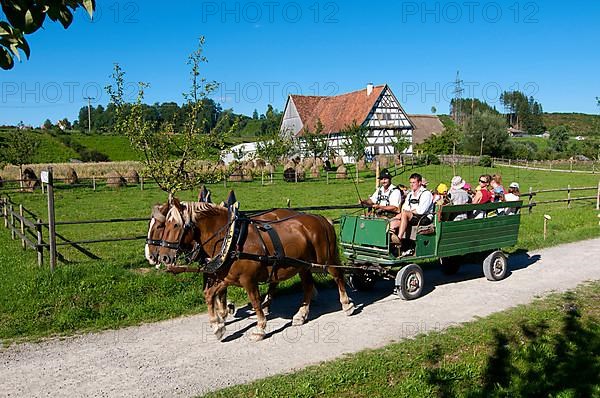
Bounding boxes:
280 97 303 137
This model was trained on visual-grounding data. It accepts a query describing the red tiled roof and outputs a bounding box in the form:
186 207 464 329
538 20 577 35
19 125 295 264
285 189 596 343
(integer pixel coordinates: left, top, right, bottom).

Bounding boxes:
291 85 386 136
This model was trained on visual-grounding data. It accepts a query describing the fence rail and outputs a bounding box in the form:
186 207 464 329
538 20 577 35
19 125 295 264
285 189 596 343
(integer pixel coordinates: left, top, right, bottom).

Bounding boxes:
1 167 599 271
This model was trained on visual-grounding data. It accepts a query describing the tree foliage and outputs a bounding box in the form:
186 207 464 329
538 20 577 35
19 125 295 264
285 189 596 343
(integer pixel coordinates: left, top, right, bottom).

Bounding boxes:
340 120 368 162
0 0 95 69
0 130 39 177
549 125 570 153
463 111 510 157
500 91 545 134
416 124 463 155
301 119 327 161
106 37 223 195
256 131 293 165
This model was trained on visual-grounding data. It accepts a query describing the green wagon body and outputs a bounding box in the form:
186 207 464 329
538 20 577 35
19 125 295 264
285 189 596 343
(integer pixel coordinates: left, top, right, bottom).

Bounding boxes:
340 201 522 266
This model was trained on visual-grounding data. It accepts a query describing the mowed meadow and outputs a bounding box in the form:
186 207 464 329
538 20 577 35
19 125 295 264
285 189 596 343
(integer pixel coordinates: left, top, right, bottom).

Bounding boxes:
1 164 599 344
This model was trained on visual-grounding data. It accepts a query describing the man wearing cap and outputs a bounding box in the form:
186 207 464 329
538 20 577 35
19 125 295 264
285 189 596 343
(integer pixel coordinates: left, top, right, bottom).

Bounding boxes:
360 168 402 216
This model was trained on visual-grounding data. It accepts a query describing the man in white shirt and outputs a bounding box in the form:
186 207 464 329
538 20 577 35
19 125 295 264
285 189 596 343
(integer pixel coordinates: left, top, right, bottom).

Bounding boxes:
360 169 402 216
389 173 434 253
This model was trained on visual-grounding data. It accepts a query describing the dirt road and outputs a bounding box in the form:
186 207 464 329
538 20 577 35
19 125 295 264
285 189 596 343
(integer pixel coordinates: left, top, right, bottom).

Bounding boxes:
1 238 599 397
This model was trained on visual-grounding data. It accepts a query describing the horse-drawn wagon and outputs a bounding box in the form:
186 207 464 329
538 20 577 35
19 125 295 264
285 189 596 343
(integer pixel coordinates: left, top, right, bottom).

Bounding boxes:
340 200 523 299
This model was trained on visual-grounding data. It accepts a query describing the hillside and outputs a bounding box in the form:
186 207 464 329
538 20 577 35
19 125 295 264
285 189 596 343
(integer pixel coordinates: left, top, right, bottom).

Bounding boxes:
542 113 600 134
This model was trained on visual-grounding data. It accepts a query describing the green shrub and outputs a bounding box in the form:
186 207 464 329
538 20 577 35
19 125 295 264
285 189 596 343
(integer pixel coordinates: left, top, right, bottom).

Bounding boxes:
479 155 492 167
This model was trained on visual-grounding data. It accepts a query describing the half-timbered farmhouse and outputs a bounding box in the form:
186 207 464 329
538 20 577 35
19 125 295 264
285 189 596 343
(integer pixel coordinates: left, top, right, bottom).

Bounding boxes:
280 84 415 161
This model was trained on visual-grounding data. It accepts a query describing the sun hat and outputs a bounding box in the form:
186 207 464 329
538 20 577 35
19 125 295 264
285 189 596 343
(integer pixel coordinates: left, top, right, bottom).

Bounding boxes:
463 183 472 190
378 169 392 180
436 183 448 194
509 182 520 189
451 176 465 190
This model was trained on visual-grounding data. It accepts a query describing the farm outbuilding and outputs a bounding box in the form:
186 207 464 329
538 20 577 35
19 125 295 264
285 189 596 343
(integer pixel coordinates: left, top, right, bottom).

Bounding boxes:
280 84 417 161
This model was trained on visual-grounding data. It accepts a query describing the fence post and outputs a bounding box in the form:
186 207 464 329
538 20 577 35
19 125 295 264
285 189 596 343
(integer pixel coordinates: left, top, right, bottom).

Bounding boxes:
19 204 25 249
92 176 96 191
567 184 571 209
596 180 600 211
41 181 45 194
10 204 15 239
36 219 43 266
46 167 57 272
326 171 329 185
570 160 573 173
270 171 273 184
261 170 264 186
528 187 533 214
140 175 144 191
2 198 7 228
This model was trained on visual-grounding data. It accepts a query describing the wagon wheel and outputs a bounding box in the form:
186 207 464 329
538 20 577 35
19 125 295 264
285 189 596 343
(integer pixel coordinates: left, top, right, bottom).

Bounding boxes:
395 264 424 300
482 251 508 281
440 256 461 275
347 267 378 291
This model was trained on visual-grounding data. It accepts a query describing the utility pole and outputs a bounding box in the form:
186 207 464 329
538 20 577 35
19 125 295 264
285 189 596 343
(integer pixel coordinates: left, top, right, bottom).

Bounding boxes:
452 71 464 125
83 96 95 134
480 130 485 157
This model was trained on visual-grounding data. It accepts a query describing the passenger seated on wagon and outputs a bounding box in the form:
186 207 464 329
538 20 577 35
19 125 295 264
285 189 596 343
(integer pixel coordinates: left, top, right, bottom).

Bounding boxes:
360 169 402 217
448 176 470 221
472 174 493 219
503 182 521 215
389 173 434 255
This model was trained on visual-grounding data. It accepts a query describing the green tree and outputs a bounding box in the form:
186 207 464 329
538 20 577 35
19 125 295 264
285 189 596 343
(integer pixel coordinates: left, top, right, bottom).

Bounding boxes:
301 119 327 161
416 124 463 155
463 111 510 157
549 125 570 153
256 129 292 166
390 132 411 155
341 120 368 180
106 37 219 195
0 0 95 70
1 130 39 185
42 119 53 129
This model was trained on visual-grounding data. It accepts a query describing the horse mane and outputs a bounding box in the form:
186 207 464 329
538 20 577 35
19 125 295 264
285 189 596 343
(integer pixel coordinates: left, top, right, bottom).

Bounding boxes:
184 202 227 224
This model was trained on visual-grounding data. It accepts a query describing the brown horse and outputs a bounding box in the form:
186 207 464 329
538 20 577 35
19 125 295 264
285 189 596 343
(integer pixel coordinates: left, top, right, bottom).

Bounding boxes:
158 201 355 341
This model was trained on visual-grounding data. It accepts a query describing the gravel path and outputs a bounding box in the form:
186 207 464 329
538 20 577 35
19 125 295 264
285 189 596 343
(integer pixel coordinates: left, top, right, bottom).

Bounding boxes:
1 238 599 397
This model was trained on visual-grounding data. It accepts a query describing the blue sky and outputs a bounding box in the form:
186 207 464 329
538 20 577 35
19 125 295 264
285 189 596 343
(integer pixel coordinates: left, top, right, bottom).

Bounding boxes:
1 0 599 126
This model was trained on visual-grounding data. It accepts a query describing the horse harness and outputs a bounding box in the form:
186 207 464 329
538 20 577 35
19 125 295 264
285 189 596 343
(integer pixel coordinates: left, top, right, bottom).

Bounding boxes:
162 206 317 280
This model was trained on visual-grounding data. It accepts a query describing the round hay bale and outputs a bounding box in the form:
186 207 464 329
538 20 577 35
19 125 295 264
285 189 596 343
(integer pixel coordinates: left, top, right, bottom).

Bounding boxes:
265 164 275 174
376 155 390 169
284 161 295 170
310 165 320 178
106 171 127 188
125 169 139 184
303 158 314 169
283 167 300 182
228 167 243 182
336 165 347 179
334 157 344 167
295 167 306 182
254 158 266 169
65 167 79 185
357 159 367 171
242 168 254 182
314 158 324 168
22 168 40 191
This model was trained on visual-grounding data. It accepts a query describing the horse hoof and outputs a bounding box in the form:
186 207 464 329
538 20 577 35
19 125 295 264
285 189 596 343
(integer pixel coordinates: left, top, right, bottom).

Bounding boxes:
263 306 270 316
250 329 266 341
214 324 226 341
343 302 356 316
227 302 235 315
292 315 306 326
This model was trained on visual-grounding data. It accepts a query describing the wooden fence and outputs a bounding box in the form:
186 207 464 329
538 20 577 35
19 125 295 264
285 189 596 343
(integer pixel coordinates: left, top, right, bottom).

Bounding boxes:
1 167 599 271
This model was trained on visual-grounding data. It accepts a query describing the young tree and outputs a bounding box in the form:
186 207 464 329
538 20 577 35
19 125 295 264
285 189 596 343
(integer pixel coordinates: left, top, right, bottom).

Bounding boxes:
1 130 39 186
42 119 53 129
256 131 293 166
106 37 220 195
341 120 368 180
463 110 510 157
0 0 95 69
301 119 327 161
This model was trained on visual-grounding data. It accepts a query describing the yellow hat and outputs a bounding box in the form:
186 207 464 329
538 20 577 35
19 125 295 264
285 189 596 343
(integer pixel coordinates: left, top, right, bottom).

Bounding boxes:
436 183 448 194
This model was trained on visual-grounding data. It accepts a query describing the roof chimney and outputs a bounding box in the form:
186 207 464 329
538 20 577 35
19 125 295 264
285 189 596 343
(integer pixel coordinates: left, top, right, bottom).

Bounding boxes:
367 83 374 96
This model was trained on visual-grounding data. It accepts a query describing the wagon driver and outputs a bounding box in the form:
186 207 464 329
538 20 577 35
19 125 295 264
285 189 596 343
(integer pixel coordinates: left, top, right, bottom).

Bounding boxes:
360 168 402 216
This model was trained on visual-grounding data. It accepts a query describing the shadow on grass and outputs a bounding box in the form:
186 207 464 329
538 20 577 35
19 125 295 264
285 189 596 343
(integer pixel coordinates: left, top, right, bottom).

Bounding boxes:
423 292 600 397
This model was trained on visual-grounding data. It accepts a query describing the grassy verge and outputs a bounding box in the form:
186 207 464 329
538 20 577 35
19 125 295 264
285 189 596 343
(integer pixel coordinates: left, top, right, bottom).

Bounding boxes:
1 165 599 344
204 282 600 397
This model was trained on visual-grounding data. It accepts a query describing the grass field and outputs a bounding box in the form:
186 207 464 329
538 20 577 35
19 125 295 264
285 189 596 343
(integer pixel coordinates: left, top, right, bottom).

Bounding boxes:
69 133 139 161
204 281 600 397
0 164 599 344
